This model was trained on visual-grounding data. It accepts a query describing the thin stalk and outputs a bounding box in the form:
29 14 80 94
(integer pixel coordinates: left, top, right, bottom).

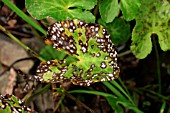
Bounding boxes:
153 37 161 94
68 90 114 97
60 102 67 113
53 94 65 113
0 25 45 62
117 50 131 57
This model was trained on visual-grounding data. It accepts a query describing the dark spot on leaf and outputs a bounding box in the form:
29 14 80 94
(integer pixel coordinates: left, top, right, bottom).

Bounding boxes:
91 45 94 49
161 22 166 27
78 32 82 36
155 22 158 26
136 50 141 54
168 20 170 27
150 6 156 12
78 40 83 45
0 94 32 112
91 53 95 57
147 22 152 27
37 19 119 86
143 26 149 31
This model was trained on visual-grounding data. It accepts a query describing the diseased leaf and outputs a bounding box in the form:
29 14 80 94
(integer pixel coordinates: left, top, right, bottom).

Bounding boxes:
0 94 32 113
99 0 119 23
25 0 97 22
131 0 170 59
36 19 120 86
99 18 130 45
120 0 141 21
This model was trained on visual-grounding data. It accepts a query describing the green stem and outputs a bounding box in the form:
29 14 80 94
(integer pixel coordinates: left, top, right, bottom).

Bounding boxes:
68 90 114 97
117 50 131 57
153 37 161 94
0 25 45 62
53 94 65 113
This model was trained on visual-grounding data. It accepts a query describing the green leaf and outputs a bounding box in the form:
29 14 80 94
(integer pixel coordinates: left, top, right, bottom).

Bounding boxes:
40 45 66 61
68 90 143 113
36 19 120 86
0 107 11 113
99 0 119 23
160 101 166 113
103 82 125 98
120 0 141 21
131 0 170 59
98 18 130 45
106 96 143 113
106 96 124 113
25 0 97 22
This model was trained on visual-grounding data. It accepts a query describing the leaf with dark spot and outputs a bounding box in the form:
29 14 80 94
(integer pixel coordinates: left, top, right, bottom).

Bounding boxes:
0 94 33 113
131 0 170 59
36 19 120 86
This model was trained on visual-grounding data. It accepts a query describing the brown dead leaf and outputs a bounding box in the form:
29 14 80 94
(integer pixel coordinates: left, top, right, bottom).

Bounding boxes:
5 68 17 94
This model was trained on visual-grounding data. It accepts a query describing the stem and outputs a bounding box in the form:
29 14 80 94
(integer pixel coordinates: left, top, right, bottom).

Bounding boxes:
153 37 161 94
53 94 65 113
0 25 45 62
117 50 131 57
